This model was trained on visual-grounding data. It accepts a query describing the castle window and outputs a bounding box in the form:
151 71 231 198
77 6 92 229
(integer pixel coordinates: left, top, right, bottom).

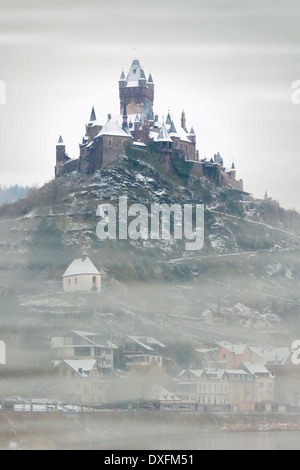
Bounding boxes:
92 276 97 285
108 138 113 148
133 69 136 74
122 140 126 148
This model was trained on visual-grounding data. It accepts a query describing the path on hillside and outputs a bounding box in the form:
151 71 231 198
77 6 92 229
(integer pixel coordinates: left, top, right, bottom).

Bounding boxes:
211 210 300 240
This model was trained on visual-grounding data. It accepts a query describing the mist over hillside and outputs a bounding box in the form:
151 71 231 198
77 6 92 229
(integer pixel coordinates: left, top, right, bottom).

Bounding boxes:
0 149 299 351
0 185 32 207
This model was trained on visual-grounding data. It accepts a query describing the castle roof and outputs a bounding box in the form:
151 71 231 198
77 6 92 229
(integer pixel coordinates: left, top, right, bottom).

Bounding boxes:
89 106 97 122
96 118 133 138
155 124 173 143
166 112 172 125
56 135 65 146
126 59 147 87
168 122 192 143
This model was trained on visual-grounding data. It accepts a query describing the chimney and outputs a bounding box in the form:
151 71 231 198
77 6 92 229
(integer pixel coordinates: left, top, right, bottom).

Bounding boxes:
108 113 112 121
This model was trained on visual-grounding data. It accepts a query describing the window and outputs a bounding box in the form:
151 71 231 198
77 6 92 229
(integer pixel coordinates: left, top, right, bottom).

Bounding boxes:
74 347 91 356
92 276 97 285
108 138 113 148
68 279 70 285
75 278 77 285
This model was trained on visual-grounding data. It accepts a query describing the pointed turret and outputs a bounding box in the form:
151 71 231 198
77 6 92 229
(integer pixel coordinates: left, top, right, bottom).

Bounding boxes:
156 124 172 142
166 111 172 126
181 110 187 132
188 126 196 144
169 120 177 134
89 106 97 122
120 70 126 80
148 73 153 83
57 135 64 146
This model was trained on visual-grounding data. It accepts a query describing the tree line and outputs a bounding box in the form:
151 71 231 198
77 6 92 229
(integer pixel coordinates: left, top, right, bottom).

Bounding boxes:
0 185 32 206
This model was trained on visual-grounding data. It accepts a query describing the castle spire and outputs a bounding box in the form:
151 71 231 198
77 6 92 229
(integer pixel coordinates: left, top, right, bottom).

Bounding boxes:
166 110 172 126
169 120 177 134
181 110 187 132
57 135 64 145
90 106 97 122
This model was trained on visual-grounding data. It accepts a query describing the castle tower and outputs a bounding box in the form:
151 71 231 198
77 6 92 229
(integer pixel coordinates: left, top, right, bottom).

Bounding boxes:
55 135 66 177
119 59 154 116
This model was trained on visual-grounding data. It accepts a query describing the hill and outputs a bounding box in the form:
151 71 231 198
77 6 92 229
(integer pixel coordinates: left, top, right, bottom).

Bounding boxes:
0 149 300 352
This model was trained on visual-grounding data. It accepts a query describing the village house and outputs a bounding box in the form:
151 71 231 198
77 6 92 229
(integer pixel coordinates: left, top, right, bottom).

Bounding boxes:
53 359 108 404
241 362 275 411
217 342 254 369
263 350 300 407
224 370 255 412
177 368 257 411
51 330 116 375
120 335 166 369
177 369 228 409
148 384 181 411
63 254 101 293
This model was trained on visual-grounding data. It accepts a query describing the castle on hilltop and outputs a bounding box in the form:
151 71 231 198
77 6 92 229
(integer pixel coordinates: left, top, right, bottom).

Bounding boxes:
55 59 243 190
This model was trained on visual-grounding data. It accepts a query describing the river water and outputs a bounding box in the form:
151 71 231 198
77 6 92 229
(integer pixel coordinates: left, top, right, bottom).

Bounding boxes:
158 431 300 450
79 430 300 451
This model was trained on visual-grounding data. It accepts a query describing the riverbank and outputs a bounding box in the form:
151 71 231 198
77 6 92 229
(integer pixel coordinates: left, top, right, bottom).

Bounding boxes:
2 411 300 450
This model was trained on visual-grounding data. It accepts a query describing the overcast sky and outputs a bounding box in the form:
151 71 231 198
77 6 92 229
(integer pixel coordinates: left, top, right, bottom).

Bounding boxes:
0 0 300 210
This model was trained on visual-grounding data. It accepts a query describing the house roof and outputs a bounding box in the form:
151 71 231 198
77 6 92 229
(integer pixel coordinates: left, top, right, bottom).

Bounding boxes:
179 369 227 380
241 362 272 376
63 257 100 277
218 342 248 355
204 369 226 380
179 369 204 379
125 335 166 351
57 359 98 377
149 384 180 402
250 346 290 365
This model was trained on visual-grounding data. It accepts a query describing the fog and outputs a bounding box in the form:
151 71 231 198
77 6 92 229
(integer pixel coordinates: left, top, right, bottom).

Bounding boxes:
1 0 300 452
